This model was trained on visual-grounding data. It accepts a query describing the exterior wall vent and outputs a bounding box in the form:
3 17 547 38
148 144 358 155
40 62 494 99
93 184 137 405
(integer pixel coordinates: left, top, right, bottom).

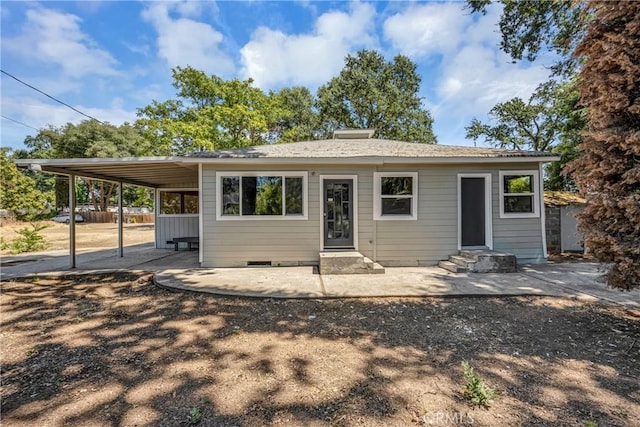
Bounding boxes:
333 129 375 139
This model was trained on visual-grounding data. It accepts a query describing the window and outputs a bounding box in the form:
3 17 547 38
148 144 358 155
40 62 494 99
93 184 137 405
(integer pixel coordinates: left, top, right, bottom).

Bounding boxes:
374 172 418 220
159 190 199 215
499 170 540 218
217 172 307 220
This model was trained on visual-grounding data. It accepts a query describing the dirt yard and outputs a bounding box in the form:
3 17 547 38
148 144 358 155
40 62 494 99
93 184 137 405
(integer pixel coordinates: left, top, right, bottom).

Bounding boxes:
0 221 155 253
1 272 638 427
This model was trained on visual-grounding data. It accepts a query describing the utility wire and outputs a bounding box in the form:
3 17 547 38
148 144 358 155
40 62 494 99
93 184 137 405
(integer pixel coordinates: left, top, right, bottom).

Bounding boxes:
0 114 40 132
1 69 104 124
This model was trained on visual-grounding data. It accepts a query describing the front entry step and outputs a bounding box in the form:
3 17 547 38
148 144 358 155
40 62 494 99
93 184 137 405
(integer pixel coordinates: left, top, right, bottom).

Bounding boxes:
438 250 517 273
319 251 385 275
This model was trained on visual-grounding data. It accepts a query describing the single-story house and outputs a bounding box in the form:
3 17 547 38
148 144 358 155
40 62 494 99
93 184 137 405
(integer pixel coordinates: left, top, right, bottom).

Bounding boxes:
17 129 560 270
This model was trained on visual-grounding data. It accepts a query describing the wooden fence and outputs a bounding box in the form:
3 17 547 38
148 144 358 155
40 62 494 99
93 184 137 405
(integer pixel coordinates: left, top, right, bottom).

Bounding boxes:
80 212 154 224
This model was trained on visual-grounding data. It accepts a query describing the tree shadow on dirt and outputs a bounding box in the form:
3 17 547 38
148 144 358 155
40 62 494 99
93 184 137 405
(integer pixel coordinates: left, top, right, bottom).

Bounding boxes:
1 273 638 426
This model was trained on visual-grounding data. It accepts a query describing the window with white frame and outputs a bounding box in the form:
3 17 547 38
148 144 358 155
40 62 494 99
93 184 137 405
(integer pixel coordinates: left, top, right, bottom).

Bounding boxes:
374 172 418 220
158 189 199 215
217 172 307 220
499 170 540 218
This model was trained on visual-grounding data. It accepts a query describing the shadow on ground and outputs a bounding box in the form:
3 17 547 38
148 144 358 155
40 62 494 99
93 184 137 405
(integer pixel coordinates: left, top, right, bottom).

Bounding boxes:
1 272 638 426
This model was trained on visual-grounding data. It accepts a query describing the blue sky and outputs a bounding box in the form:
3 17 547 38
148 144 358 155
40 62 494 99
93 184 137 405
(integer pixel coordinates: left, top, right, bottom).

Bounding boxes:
1 1 554 151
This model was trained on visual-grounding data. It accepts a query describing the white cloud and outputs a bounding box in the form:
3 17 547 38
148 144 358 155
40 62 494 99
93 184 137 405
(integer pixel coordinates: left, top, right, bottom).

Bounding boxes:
2 95 137 132
382 1 551 145
383 2 468 57
433 12 550 118
141 2 234 76
240 2 377 89
4 7 118 78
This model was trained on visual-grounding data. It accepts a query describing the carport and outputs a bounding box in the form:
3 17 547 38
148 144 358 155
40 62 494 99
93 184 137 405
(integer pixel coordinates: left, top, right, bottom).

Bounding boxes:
15 157 200 268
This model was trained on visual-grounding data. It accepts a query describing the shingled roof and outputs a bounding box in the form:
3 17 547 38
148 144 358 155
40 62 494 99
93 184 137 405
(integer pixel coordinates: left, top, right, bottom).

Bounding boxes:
15 139 559 189
190 138 558 160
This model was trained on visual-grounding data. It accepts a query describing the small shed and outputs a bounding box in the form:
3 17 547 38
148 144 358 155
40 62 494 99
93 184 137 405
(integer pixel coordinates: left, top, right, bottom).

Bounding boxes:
544 191 585 253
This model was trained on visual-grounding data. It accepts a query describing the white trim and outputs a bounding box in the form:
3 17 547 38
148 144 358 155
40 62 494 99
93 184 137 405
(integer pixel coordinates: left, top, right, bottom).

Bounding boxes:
499 170 540 218
457 173 493 250
154 189 159 249
198 163 203 265
185 156 561 165
157 187 200 217
319 175 359 251
215 171 308 221
539 163 548 259
373 172 418 220
182 156 561 165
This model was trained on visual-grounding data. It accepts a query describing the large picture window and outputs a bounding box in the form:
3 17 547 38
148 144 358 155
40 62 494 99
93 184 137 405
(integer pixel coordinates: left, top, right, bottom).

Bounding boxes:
374 172 418 220
158 189 199 215
217 172 307 220
499 170 540 218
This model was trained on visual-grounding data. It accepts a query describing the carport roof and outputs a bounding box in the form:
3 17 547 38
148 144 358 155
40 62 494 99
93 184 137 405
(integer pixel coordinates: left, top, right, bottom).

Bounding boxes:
14 157 198 188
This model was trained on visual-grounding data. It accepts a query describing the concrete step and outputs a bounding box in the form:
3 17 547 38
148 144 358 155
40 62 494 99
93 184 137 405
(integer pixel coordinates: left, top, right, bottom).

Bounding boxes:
448 255 476 269
458 249 517 273
364 257 386 274
438 250 517 274
319 251 385 275
459 249 494 259
438 260 468 273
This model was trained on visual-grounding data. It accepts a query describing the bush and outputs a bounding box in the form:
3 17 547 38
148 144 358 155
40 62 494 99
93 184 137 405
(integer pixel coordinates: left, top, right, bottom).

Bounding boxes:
5 223 49 254
462 361 497 408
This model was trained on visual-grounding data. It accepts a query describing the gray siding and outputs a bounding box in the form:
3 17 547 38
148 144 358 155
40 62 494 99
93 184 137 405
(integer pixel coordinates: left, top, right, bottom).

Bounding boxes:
200 162 546 267
202 165 374 267
155 216 199 249
374 165 457 266
491 164 545 263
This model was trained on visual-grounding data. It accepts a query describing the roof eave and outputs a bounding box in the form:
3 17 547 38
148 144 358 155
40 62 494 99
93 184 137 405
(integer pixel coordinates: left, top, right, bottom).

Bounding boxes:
15 156 185 167
187 155 561 164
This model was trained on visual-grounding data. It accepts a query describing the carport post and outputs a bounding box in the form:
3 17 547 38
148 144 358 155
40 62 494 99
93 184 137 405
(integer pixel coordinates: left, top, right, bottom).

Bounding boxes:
69 174 76 269
118 181 123 257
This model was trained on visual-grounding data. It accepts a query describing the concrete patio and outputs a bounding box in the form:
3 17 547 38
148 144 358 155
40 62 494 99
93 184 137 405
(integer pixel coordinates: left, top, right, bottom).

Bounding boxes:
1 245 638 309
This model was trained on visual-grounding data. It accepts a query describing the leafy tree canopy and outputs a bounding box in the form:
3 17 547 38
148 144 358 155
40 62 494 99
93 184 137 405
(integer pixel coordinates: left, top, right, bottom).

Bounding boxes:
24 120 148 159
136 66 284 154
269 86 319 143
467 0 586 77
0 148 51 219
22 120 148 211
317 50 436 143
466 80 585 190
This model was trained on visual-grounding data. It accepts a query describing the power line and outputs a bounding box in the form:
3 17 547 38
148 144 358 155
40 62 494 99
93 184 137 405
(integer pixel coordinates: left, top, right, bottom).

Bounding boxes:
0 114 40 132
1 69 104 124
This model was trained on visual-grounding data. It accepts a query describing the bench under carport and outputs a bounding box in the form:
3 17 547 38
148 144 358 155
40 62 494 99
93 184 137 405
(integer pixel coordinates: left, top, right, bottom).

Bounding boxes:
170 236 199 251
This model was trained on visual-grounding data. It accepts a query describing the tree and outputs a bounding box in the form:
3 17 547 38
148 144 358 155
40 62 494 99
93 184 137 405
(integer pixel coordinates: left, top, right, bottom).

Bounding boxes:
23 120 148 211
466 86 558 152
566 1 640 290
468 0 639 288
269 87 319 143
317 50 436 143
0 149 51 219
467 0 586 76
466 80 586 190
136 66 277 154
